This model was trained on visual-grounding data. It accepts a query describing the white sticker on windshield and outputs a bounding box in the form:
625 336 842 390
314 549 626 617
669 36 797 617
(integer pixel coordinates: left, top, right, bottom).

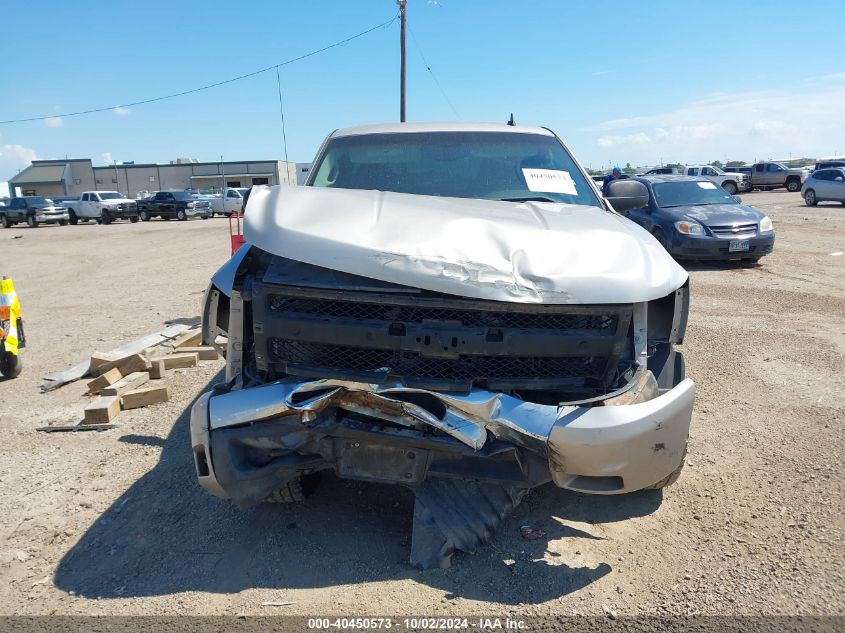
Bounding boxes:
697 181 718 189
522 168 577 195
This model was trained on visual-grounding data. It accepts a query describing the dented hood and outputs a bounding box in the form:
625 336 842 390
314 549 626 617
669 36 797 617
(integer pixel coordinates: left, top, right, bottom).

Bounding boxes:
243 185 687 304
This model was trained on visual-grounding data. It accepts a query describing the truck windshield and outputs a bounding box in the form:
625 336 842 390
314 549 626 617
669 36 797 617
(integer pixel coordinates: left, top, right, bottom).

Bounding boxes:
99 192 124 200
654 181 738 208
310 131 600 207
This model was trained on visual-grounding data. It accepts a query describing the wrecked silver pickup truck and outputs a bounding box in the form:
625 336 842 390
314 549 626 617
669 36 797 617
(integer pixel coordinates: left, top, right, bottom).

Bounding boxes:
191 123 695 568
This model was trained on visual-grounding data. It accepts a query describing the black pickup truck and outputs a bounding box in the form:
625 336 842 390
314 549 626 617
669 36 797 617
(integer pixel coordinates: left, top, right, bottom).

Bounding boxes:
136 191 212 221
1 196 70 228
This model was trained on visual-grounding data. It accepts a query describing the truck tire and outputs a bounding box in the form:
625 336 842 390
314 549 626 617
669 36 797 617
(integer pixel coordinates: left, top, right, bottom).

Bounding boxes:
722 181 738 195
0 351 22 379
804 189 817 206
1 214 11 229
266 478 306 503
26 214 38 228
101 210 112 225
265 473 321 503
68 210 78 225
129 215 139 223
786 178 801 193
176 209 187 221
58 219 68 226
139 210 150 222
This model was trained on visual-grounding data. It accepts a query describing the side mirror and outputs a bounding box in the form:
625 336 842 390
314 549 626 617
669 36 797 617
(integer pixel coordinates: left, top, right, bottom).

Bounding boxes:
733 195 742 203
605 180 650 212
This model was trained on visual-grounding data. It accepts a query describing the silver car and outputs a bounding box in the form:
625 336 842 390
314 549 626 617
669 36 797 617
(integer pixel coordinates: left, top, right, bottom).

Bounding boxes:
801 167 845 206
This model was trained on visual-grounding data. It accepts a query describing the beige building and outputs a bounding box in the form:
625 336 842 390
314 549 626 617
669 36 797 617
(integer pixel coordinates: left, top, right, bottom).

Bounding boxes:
9 158 297 198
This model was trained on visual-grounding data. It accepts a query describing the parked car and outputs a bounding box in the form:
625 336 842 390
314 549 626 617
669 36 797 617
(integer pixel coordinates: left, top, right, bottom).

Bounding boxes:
63 191 139 225
0 196 69 228
801 167 845 206
813 158 845 171
682 165 749 194
208 187 250 216
191 122 695 569
136 191 212 221
748 162 806 192
622 175 774 262
645 167 680 175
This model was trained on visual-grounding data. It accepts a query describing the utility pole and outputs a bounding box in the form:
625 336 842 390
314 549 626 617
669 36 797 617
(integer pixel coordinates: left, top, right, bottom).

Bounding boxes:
398 0 407 122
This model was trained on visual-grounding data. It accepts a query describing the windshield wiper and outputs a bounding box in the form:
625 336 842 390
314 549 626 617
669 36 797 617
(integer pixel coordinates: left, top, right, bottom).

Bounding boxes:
498 196 557 203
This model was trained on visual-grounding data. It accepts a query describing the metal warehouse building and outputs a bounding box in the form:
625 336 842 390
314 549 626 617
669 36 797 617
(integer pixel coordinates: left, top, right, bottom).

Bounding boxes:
9 158 297 198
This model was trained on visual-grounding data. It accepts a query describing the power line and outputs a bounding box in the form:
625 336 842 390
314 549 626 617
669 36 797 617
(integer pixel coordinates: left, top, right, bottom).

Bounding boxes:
408 24 460 119
0 13 399 125
275 66 290 170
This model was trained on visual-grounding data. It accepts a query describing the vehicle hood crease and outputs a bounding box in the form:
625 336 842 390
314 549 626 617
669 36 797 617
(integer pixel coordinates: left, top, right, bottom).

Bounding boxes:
244 185 688 304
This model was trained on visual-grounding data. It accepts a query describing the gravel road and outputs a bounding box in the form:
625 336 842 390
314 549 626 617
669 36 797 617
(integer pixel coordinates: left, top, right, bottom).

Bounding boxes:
0 192 842 618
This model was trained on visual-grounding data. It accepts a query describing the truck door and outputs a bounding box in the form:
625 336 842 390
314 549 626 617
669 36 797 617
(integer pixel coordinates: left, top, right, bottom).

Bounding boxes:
766 163 784 186
80 193 90 216
753 164 768 187
9 198 25 221
225 189 240 214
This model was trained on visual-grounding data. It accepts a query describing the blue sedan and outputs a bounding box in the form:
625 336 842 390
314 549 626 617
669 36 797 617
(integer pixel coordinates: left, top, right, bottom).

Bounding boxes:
621 175 775 262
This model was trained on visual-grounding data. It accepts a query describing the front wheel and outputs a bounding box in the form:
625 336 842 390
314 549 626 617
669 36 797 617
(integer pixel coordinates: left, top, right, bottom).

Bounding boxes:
1 215 11 229
786 179 801 193
804 189 817 206
0 350 22 379
129 216 139 223
139 210 150 222
26 214 38 228
722 181 738 195
58 219 68 226
176 209 187 221
101 210 112 225
68 210 78 225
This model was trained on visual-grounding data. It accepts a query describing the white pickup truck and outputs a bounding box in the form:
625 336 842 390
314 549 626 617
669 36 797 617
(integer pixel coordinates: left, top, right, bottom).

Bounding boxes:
682 166 749 195
63 191 139 225
208 187 249 216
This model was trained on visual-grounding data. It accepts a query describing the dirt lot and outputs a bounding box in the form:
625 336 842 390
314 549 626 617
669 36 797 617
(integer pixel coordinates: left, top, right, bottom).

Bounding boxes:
0 192 842 618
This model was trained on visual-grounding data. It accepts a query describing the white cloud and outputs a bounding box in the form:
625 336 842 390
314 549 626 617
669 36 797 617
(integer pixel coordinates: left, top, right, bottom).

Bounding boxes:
598 132 652 147
102 152 113 165
44 116 63 127
585 77 845 163
114 106 130 116
0 143 38 182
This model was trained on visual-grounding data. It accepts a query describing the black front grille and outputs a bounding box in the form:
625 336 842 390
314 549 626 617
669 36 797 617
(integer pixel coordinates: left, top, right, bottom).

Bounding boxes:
269 339 606 389
253 284 633 394
267 295 617 332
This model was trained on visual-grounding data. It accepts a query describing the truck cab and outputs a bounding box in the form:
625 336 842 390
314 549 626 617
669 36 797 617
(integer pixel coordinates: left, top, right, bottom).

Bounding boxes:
65 191 139 225
683 165 748 194
1 196 69 228
750 162 806 192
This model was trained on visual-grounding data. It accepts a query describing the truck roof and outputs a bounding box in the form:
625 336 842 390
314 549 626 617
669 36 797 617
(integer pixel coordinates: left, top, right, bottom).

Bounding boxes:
331 122 555 138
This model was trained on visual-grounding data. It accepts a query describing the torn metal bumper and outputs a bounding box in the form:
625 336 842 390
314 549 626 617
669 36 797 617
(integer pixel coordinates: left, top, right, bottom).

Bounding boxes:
190 376 694 503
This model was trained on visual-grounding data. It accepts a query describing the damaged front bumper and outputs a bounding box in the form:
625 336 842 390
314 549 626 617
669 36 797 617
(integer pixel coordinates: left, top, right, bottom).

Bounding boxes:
190 374 694 506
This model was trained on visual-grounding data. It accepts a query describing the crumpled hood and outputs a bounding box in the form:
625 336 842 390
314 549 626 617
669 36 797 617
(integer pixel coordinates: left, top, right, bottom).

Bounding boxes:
671 203 765 226
243 185 687 304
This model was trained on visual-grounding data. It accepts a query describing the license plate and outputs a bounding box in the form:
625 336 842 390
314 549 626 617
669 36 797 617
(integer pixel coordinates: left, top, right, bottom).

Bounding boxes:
729 239 750 252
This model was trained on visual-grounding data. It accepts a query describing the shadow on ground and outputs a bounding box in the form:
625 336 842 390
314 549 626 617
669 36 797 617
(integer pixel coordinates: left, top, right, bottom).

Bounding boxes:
681 260 761 273
54 372 662 604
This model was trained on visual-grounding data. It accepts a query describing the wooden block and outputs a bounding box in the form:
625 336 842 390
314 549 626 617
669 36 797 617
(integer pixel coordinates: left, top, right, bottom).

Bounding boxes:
121 383 171 410
172 328 202 349
101 371 150 396
83 396 121 424
174 346 219 361
86 367 123 395
149 352 199 369
89 352 119 373
149 359 166 379
91 353 151 377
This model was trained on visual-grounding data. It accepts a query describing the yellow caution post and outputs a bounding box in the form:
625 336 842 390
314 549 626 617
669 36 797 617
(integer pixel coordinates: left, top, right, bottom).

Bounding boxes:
0 277 24 378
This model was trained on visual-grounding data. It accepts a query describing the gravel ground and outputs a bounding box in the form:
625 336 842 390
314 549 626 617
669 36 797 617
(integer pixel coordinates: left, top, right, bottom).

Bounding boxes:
0 192 842 618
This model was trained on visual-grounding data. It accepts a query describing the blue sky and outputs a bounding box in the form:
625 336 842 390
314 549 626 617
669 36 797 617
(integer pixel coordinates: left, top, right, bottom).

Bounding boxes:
1 0 844 186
